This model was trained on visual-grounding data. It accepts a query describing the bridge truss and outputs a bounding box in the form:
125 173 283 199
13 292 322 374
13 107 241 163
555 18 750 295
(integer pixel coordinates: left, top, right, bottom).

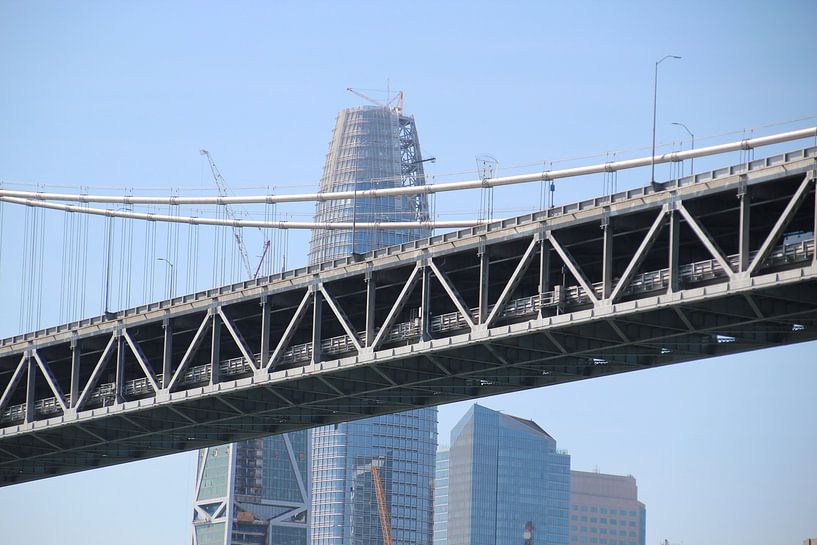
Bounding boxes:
1 146 816 486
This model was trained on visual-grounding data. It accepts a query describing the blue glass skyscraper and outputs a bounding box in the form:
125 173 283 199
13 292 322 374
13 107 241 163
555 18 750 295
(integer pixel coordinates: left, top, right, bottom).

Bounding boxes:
440 404 570 545
309 103 437 545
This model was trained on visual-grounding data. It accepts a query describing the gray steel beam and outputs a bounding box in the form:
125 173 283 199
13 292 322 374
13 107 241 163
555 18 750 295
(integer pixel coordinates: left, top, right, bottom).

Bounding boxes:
747 173 814 275
668 210 680 293
370 264 421 351
420 265 431 341
260 297 271 367
31 350 67 412
365 271 376 347
115 334 126 404
677 201 735 280
602 216 613 299
69 338 80 409
167 314 210 391
0 354 27 414
739 186 751 272
218 308 256 369
24 355 34 424
478 244 490 324
609 207 667 303
312 290 322 365
162 319 173 389
210 313 221 386
428 259 475 329
485 237 538 326
548 232 599 305
320 285 363 352
266 291 311 370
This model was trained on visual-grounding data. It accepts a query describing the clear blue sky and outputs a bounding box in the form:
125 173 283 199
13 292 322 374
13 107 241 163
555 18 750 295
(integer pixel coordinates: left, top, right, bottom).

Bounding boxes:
0 1 815 544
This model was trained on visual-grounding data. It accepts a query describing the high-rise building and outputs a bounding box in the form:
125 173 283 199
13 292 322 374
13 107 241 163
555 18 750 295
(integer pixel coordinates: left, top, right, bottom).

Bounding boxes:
308 103 437 545
439 404 571 545
308 104 430 264
192 435 310 545
569 471 646 545
433 449 449 545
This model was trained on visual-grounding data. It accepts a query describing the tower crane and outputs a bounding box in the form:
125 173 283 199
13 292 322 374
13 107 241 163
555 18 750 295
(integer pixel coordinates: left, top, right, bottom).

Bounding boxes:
346 87 403 115
370 462 393 545
200 149 268 279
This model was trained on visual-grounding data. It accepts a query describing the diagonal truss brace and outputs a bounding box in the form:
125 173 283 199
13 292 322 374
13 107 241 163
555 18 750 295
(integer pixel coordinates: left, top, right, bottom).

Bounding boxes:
75 333 117 410
319 285 363 352
608 207 668 303
485 237 539 327
31 350 68 412
677 201 736 280
167 313 212 391
428 258 476 329
266 290 312 370
370 264 421 351
122 329 161 393
217 307 257 369
548 232 600 305
0 354 28 414
747 172 815 275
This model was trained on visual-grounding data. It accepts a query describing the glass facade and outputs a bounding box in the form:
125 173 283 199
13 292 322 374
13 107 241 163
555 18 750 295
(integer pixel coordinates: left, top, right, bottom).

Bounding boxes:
444 405 570 545
433 450 449 545
192 433 310 545
308 105 437 545
307 106 430 265
311 411 437 545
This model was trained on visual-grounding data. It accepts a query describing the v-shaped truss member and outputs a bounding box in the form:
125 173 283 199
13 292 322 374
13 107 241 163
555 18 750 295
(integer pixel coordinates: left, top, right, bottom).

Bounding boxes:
266 290 312 370
676 201 736 280
75 334 117 409
747 172 815 275
485 238 539 327
370 264 421 351
428 259 476 329
122 329 160 393
0 354 28 414
319 285 363 352
217 308 257 369
547 233 600 305
167 314 212 391
608 207 668 303
31 350 68 412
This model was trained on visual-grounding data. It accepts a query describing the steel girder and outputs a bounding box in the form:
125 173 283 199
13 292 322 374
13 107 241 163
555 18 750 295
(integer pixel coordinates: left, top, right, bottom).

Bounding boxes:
0 150 816 486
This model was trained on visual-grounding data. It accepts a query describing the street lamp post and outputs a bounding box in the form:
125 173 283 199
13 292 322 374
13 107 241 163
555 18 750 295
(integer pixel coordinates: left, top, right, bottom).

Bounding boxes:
651 55 682 185
157 258 175 300
672 122 695 175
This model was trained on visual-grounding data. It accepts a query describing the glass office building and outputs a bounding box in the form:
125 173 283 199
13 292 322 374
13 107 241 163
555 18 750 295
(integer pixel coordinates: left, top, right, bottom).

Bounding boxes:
441 404 570 545
309 104 437 545
192 434 310 545
433 449 449 545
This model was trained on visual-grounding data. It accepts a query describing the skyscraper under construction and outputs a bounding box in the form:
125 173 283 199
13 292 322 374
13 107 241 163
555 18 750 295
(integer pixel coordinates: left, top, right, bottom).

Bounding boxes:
192 98 437 545
308 101 437 545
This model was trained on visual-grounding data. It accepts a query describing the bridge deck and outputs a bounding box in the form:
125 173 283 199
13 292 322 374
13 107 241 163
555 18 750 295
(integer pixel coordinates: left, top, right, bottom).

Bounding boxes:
1 146 816 485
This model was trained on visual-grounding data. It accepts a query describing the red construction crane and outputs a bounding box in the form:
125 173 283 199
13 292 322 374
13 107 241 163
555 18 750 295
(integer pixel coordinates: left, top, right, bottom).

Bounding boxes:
370 463 393 545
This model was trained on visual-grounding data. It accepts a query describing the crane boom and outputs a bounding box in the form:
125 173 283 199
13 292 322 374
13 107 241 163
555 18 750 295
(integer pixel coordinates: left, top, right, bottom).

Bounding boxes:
200 149 253 278
370 464 393 545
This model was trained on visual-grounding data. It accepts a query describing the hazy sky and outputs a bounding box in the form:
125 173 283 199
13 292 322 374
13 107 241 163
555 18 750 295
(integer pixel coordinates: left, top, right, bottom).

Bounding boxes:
0 1 815 544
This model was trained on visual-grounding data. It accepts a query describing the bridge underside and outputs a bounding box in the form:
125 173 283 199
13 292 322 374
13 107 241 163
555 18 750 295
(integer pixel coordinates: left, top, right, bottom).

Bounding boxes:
1 147 816 486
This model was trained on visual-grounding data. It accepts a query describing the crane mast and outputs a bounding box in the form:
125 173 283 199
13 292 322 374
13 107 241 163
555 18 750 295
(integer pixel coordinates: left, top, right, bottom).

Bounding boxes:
200 149 253 279
370 463 393 545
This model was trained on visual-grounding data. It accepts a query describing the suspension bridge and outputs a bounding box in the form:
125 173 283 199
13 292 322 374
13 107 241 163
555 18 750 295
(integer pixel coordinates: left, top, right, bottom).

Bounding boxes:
1 128 816 486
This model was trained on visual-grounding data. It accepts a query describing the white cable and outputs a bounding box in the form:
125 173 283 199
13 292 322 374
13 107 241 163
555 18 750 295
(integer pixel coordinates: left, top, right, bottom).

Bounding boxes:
0 195 486 230
1 126 814 207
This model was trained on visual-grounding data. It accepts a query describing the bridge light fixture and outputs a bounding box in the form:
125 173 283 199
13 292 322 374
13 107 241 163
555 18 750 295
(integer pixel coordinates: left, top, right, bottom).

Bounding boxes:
652 55 682 186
